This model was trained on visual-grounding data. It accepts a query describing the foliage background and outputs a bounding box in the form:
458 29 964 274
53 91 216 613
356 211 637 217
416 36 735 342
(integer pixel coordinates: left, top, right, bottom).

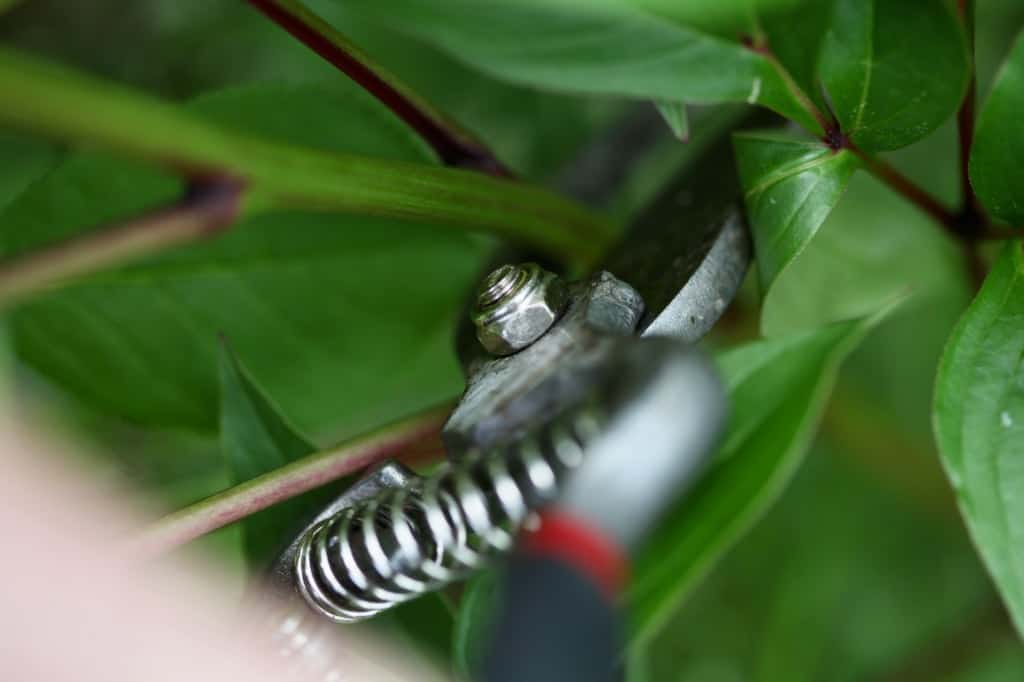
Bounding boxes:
2 1 1024 680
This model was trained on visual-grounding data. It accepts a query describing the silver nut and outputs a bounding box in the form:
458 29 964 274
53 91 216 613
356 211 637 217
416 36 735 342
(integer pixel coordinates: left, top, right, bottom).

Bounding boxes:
472 263 568 356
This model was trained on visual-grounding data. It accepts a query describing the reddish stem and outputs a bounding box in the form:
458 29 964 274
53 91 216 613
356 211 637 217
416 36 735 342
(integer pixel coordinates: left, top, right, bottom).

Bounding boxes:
0 177 244 309
846 145 959 230
956 0 984 233
127 404 450 559
246 0 509 176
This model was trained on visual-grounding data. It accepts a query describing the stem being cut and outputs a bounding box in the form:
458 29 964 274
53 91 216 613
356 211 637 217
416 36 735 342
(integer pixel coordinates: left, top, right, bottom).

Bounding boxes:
128 404 450 559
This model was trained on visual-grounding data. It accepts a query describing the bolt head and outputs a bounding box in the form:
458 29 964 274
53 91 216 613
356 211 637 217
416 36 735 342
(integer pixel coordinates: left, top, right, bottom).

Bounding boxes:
472 263 568 356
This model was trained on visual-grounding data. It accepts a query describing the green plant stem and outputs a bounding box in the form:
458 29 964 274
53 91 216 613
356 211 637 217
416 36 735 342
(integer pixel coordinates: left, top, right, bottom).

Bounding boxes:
128 404 451 559
0 47 615 270
245 0 509 175
0 180 243 309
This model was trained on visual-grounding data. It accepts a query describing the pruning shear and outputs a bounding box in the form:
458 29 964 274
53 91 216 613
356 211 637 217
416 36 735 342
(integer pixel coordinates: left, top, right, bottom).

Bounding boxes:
266 113 751 682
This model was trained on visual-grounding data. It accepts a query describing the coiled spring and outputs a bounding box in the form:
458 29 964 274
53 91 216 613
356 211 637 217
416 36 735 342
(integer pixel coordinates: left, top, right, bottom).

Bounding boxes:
293 404 604 622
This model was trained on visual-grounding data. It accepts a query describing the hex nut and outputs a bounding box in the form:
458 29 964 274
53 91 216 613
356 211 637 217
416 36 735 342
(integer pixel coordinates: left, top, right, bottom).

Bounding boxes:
472 263 568 356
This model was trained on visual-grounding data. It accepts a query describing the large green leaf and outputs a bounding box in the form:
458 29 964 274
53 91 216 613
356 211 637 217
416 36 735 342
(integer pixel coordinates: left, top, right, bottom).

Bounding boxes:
3 82 488 438
219 341 325 567
340 0 822 133
934 241 1024 636
628 310 886 645
818 0 970 151
733 130 858 295
970 30 1024 227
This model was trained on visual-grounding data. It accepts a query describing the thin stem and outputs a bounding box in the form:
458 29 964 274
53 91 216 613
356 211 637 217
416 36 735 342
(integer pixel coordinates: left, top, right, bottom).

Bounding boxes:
846 143 990 287
127 404 451 559
763 52 831 136
742 37 829 136
847 145 960 230
245 0 510 176
957 0 983 227
0 179 243 309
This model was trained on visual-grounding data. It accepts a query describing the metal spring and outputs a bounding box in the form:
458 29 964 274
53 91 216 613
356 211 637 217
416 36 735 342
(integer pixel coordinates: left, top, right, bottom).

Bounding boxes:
293 405 604 622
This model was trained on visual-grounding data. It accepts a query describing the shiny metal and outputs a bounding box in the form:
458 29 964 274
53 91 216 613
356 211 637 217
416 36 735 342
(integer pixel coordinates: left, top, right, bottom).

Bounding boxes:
600 128 751 341
276 120 751 627
267 461 417 596
446 271 643 456
472 262 569 356
288 400 603 622
282 333 724 623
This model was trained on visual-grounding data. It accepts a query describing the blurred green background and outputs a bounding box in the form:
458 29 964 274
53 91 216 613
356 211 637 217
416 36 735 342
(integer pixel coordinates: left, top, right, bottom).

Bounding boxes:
2 1 1024 680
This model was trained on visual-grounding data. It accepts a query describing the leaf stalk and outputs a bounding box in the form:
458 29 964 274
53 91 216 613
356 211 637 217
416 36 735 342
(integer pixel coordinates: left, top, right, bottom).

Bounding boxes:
127 403 451 559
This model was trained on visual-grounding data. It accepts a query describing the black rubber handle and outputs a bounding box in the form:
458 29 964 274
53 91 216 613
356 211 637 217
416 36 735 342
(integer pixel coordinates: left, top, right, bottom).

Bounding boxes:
479 555 622 682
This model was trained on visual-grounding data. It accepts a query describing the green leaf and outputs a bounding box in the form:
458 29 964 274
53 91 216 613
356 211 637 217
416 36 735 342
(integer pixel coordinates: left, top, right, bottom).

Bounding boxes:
627 310 887 645
219 341 324 567
934 241 1024 637
452 570 501 679
4 82 489 437
340 0 823 133
654 101 689 142
818 0 970 151
655 100 688 141
733 130 858 295
970 30 1024 226
0 132 57 214
756 0 837 109
761 158 967 336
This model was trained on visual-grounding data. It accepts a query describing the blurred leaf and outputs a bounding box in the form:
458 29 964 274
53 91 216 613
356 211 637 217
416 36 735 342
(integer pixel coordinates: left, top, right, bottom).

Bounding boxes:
219 341 325 567
733 130 858 295
950 640 1024 682
627 310 888 645
623 0 757 37
3 82 488 438
340 0 822 133
304 1 627 181
762 163 966 336
819 0 970 151
757 0 836 110
634 0 835 110
453 570 501 679
934 241 1024 637
0 132 57 213
970 30 1024 226
654 101 689 142
647 443 1001 682
2 0 623 183
385 594 458 667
